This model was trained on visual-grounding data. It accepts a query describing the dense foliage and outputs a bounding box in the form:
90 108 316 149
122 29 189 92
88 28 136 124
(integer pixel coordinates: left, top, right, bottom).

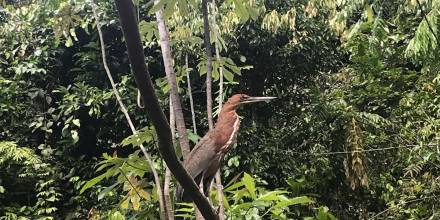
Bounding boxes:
1 0 439 219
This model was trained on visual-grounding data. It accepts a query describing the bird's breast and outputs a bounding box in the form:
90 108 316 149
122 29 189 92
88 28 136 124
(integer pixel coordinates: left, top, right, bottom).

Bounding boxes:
216 115 240 153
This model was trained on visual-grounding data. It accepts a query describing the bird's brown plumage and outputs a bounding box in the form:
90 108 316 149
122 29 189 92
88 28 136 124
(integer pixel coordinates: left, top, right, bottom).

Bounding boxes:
183 95 242 191
176 94 275 201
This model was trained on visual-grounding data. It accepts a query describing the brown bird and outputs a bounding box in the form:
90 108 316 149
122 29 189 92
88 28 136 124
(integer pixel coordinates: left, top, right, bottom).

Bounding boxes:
177 94 276 201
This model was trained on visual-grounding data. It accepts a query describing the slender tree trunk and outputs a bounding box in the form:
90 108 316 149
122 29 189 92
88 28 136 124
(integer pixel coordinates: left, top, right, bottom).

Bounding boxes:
202 0 214 130
163 98 175 220
115 1 218 219
212 0 224 110
211 1 225 218
91 2 167 219
154 0 191 160
163 168 173 220
186 54 198 135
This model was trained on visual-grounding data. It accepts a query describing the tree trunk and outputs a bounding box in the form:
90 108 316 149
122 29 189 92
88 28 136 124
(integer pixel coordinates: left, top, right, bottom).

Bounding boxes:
164 98 175 220
154 0 191 160
114 1 218 219
202 0 214 130
211 1 225 218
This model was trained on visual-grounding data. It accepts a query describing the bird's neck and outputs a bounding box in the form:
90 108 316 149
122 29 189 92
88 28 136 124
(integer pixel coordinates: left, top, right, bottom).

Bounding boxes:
216 108 239 126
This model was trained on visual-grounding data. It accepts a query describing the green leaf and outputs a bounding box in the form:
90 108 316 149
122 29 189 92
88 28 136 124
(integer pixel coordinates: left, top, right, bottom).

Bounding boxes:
122 129 154 147
187 130 200 143
223 68 234 82
149 0 168 14
273 196 313 209
98 183 118 201
177 0 189 16
65 36 73 47
108 211 126 220
257 190 289 201
243 173 256 198
80 172 108 194
224 181 244 191
233 0 249 22
71 130 79 143
72 119 80 127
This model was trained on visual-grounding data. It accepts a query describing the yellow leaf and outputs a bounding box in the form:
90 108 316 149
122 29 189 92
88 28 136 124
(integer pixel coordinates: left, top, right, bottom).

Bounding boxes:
120 198 129 209
138 189 150 200
131 195 141 210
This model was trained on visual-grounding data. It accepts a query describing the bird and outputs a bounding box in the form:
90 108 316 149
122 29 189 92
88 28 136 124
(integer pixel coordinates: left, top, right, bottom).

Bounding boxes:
176 93 276 202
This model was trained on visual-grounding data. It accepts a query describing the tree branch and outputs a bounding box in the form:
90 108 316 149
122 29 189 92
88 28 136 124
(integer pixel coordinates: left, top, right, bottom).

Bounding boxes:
90 1 166 218
114 1 218 219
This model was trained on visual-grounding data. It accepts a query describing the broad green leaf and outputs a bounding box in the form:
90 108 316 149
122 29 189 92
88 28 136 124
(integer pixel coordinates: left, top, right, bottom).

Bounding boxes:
243 173 256 198
122 129 154 147
80 172 108 194
224 181 244 191
273 196 313 209
257 190 289 201
223 68 234 82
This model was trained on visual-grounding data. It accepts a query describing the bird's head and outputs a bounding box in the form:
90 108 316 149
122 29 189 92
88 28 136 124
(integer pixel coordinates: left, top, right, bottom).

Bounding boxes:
223 94 277 111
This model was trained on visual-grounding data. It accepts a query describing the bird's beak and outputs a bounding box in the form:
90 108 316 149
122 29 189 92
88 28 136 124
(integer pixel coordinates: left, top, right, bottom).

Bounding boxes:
240 96 277 104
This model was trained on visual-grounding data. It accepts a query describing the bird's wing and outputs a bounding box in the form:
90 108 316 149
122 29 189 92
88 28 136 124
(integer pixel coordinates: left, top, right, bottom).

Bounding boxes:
183 130 219 179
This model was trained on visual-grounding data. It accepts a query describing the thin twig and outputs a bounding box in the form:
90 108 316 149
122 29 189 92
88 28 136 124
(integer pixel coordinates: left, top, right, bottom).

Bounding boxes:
186 54 198 135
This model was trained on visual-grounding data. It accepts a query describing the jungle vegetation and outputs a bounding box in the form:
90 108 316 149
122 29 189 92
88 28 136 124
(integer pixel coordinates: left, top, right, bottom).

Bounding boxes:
0 0 439 219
